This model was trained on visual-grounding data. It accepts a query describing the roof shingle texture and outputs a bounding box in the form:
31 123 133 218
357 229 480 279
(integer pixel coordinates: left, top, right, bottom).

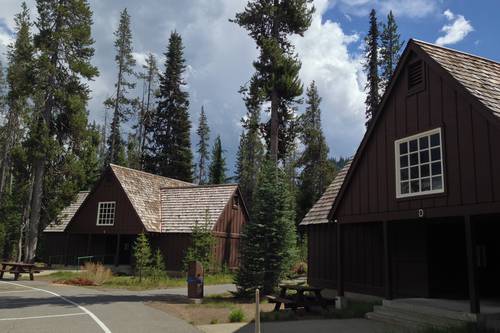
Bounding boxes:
299 160 352 226
415 40 500 117
44 191 89 232
161 184 238 233
110 164 193 232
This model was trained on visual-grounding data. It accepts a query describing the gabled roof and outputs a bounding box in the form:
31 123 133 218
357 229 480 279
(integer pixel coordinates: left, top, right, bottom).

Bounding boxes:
414 40 500 118
44 191 89 232
160 184 239 233
299 160 352 226
110 164 193 232
327 39 500 221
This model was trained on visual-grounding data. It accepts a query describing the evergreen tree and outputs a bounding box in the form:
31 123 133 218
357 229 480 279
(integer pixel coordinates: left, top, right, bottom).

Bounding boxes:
146 31 193 182
233 0 314 162
380 11 403 93
150 248 166 281
0 2 33 204
208 135 226 184
137 53 158 169
23 0 98 262
296 81 335 223
183 209 216 271
364 9 380 125
133 233 152 282
105 8 136 165
235 159 297 295
235 81 264 212
196 106 210 184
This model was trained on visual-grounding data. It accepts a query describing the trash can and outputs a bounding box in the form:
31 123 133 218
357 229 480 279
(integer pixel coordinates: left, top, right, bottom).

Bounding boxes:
187 261 204 299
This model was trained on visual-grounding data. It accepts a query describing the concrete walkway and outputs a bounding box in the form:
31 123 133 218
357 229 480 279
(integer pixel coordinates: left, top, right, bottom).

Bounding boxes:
198 319 401 333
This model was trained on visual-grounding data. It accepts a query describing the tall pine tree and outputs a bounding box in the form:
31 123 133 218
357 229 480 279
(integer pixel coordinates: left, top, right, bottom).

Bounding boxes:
24 0 98 261
235 159 297 295
208 135 226 184
364 9 380 125
196 106 210 184
233 0 314 162
380 11 403 93
146 31 193 182
105 8 136 165
296 81 335 223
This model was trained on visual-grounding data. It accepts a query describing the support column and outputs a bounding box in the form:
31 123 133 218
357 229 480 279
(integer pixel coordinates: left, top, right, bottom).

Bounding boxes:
336 222 344 297
465 215 480 314
383 221 393 300
114 234 121 267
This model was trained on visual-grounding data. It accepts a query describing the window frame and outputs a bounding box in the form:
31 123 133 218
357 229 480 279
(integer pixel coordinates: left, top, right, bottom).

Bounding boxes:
394 128 445 199
96 201 116 226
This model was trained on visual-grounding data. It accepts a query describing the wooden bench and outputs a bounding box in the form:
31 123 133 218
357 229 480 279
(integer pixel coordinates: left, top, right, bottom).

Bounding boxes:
0 262 41 281
266 295 297 311
268 284 332 312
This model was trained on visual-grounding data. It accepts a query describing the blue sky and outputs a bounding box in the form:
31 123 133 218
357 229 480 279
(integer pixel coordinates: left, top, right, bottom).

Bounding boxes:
0 0 495 176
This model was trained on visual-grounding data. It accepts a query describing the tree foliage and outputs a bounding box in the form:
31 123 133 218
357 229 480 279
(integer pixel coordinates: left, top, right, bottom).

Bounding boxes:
196 106 210 184
183 209 216 272
145 31 193 182
232 0 314 162
133 233 152 282
208 135 226 184
364 8 380 125
380 11 403 93
235 159 297 296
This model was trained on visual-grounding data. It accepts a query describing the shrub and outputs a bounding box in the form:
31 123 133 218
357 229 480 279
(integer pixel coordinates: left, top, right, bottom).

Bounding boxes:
183 209 216 272
81 262 112 285
150 249 166 281
133 233 152 281
228 308 245 323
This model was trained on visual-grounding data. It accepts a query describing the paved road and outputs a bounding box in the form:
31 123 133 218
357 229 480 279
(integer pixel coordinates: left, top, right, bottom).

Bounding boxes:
0 280 235 333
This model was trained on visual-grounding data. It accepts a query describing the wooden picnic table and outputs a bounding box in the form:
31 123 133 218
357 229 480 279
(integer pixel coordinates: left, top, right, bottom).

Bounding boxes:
0 262 40 281
267 284 332 312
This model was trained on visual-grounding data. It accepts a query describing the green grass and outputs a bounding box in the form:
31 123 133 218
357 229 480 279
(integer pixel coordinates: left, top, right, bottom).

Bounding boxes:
45 271 233 290
228 308 245 322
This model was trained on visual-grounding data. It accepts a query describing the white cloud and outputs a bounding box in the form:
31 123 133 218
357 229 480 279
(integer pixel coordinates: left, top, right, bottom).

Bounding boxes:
435 9 473 46
294 0 366 158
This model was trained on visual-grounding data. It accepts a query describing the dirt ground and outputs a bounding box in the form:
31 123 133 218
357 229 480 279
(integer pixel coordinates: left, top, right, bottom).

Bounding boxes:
147 298 276 325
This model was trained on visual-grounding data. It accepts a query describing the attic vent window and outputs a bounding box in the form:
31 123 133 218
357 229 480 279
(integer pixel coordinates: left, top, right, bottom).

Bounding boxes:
97 201 116 226
407 60 424 93
233 194 240 209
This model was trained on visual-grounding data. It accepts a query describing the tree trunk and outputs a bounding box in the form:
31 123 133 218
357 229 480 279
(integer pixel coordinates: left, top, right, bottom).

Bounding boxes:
269 0 280 163
17 172 34 262
24 159 45 263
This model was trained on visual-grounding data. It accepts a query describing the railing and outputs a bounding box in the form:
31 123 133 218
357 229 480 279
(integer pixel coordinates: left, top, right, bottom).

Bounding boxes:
48 254 115 268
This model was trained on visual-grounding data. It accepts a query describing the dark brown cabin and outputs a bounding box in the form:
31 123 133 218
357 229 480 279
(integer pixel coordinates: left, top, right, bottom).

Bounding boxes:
43 164 248 271
301 39 500 314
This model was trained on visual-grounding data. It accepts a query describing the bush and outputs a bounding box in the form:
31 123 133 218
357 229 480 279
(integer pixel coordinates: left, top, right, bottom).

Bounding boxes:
150 249 166 281
228 308 245 323
133 233 152 281
81 262 112 285
183 209 216 272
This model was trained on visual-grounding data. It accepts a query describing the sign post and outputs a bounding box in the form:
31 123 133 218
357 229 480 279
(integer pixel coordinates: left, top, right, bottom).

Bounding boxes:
255 288 260 333
187 261 204 300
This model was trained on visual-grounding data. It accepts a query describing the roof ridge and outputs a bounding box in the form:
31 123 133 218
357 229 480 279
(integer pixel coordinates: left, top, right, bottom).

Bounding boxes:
109 163 193 185
161 183 238 190
412 39 500 66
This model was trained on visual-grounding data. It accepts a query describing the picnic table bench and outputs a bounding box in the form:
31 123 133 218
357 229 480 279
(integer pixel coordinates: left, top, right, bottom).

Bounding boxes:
0 262 41 281
266 284 333 312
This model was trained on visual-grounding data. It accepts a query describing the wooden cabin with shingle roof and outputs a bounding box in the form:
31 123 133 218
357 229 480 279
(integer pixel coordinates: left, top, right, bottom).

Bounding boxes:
300 39 500 315
43 164 248 271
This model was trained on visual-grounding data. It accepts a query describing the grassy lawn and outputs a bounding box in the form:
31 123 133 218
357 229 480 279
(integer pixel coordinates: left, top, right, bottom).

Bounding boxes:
40 270 233 290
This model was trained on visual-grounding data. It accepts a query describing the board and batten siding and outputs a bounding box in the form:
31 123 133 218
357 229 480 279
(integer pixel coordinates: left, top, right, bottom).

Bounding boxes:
335 53 500 223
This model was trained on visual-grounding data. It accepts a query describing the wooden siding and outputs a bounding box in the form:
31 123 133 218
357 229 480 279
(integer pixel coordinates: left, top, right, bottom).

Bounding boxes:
66 169 145 235
336 52 500 223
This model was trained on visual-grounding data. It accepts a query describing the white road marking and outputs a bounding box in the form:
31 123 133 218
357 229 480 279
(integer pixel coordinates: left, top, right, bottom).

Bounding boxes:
0 281 112 333
0 312 86 321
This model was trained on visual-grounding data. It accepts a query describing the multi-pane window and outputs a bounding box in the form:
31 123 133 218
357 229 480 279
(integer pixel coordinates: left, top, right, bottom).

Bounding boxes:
395 128 444 198
96 202 116 226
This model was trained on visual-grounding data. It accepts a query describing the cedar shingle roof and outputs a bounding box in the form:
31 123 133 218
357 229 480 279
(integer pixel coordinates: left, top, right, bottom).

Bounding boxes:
44 191 89 232
160 184 238 233
299 160 352 226
110 164 193 232
414 40 500 118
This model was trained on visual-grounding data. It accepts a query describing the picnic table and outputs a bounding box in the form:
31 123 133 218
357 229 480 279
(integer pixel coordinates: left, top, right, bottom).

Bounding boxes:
267 284 332 312
0 262 40 281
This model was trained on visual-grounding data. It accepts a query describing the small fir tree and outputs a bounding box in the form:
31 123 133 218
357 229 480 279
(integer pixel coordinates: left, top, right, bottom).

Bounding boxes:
133 233 152 282
183 209 216 271
208 135 226 184
235 159 297 296
150 248 166 281
364 8 380 125
196 106 210 184
380 11 403 93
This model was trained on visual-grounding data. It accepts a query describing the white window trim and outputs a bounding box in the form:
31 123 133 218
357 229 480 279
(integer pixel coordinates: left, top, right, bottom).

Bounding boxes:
394 128 445 199
96 201 116 226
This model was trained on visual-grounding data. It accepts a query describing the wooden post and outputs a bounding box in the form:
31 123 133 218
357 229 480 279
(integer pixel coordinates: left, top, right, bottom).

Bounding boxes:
465 216 480 314
114 234 121 267
255 288 261 333
336 222 344 297
383 221 393 300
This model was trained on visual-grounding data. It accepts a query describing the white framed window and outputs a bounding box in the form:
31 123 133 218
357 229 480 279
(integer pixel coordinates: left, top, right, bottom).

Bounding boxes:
395 128 444 198
96 201 116 226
